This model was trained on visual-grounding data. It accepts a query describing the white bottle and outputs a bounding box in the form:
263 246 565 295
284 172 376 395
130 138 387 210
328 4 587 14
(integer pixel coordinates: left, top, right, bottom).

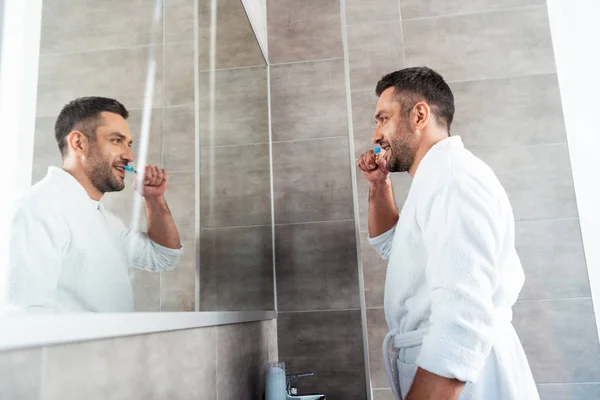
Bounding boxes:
265 362 286 400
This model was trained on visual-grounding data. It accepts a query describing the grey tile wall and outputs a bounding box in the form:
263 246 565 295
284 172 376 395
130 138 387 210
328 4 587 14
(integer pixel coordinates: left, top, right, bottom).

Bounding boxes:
270 60 348 142
474 144 578 221
0 319 276 400
345 0 400 25
347 21 405 91
268 1 368 398
400 0 546 20
36 46 164 118
366 308 391 389
513 299 600 383
537 383 600 400
200 226 274 311
0 348 42 400
516 219 590 300
372 389 395 400
272 138 355 224
267 0 343 64
278 310 367 399
275 221 360 312
403 7 555 82
40 0 161 54
449 74 567 149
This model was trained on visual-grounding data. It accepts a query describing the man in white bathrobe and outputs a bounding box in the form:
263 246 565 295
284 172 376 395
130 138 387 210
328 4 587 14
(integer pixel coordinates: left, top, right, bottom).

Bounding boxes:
7 97 183 313
358 67 538 400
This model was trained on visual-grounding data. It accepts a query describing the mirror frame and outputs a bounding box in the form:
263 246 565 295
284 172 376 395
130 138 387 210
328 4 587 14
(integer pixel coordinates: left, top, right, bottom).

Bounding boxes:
0 0 276 352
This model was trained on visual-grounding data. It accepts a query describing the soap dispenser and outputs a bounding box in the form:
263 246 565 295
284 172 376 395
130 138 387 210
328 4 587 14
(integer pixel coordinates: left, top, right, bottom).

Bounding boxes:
265 362 286 400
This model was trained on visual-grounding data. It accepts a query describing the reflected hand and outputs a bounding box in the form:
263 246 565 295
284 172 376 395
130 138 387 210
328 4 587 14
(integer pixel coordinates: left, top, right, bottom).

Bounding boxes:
133 165 169 198
357 149 390 183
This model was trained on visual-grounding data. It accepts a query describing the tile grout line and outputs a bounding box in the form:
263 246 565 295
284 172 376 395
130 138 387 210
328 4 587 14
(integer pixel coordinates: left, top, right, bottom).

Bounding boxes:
267 59 279 315
340 1 373 399
159 0 166 313
193 0 201 312
397 0 407 67
270 56 344 67
447 71 557 84
516 296 592 303
401 4 547 23
39 41 191 58
278 308 363 314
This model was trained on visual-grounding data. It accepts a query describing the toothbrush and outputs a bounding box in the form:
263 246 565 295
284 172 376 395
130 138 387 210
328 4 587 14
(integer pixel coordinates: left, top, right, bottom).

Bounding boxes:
124 165 137 174
374 147 381 161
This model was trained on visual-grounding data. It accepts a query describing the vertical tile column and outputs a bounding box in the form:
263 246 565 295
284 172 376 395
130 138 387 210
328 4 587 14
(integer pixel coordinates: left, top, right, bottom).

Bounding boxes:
267 0 367 398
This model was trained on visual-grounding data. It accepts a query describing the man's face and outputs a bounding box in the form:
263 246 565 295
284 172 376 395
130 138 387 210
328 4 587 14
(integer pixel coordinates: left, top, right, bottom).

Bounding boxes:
372 87 419 173
83 112 134 194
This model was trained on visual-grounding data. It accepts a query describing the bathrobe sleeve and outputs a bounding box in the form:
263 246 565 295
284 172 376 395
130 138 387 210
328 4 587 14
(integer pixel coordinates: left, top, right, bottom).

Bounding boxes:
7 203 65 313
368 223 398 260
104 210 183 272
416 177 501 383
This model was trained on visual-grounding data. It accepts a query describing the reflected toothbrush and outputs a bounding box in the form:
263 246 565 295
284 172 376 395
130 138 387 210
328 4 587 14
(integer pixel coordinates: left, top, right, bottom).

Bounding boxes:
124 165 137 174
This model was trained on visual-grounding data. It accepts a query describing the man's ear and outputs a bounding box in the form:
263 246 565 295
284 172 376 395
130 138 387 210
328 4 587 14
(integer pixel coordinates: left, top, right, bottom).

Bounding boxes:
410 102 431 131
67 130 89 155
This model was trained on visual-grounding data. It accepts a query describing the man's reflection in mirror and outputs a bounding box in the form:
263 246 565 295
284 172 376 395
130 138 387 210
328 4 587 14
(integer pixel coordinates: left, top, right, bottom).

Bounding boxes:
7 97 183 313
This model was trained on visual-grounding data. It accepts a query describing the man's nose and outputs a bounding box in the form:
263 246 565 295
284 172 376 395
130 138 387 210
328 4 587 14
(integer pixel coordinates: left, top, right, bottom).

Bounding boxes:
124 146 134 162
372 127 383 145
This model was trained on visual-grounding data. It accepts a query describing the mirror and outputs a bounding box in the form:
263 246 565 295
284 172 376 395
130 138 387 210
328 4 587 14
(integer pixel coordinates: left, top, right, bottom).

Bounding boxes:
6 0 273 314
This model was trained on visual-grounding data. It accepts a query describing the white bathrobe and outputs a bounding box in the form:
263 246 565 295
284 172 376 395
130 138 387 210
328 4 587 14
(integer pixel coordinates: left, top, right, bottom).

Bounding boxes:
370 137 538 400
7 167 183 313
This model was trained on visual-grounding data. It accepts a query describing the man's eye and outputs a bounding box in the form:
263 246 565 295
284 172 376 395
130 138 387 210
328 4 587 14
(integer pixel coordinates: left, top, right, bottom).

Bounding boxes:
112 138 122 144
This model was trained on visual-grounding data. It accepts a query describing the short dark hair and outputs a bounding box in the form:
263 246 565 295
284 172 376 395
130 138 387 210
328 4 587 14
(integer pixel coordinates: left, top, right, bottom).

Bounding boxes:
55 96 129 157
375 67 455 132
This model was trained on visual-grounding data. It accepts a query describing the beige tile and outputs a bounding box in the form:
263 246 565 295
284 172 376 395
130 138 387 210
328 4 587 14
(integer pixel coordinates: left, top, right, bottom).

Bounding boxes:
516 219 590 300
345 0 400 25
164 0 195 43
474 144 578 221
278 310 367 399
200 144 271 227
262 319 279 362
216 321 270 400
40 0 161 54
198 67 269 147
267 0 343 64
270 60 348 142
130 269 160 311
0 348 42 400
273 138 354 224
513 298 600 383
163 42 195 107
160 240 196 297
366 308 391 389
162 105 196 172
401 0 546 19
403 7 555 82
348 21 405 91
355 171 413 232
200 226 274 311
37 46 163 118
450 74 566 148
144 327 217 399
164 172 195 241
275 221 360 311
360 233 388 308
537 383 600 400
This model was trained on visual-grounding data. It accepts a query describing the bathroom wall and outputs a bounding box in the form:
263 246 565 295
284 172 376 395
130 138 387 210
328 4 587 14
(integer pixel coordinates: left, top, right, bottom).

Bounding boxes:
343 1 600 400
0 318 278 400
266 0 367 399
33 0 196 311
